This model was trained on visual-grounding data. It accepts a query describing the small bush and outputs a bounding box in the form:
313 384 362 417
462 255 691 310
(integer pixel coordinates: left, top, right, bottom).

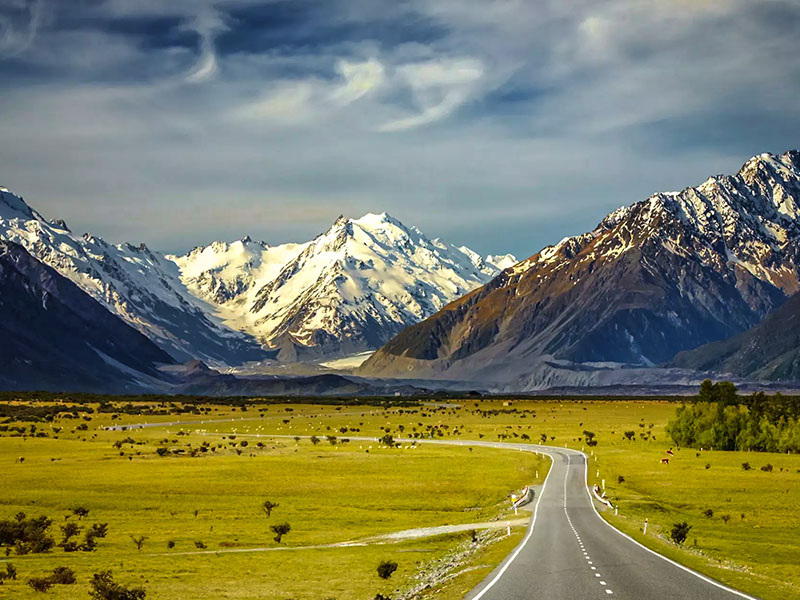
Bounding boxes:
377 560 398 580
89 571 146 600
761 464 773 472
28 577 53 592
670 521 692 545
741 462 751 471
617 475 625 484
49 566 76 584
194 541 206 549
702 509 713 519
167 540 175 549
271 523 291 543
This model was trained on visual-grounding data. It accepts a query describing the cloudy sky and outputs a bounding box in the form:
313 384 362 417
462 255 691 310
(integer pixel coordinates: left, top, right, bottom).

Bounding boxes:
1 0 799 258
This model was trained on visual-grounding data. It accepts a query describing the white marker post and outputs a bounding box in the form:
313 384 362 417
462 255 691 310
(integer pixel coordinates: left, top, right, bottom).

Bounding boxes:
643 518 648 535
602 479 605 492
614 506 618 516
507 525 511 536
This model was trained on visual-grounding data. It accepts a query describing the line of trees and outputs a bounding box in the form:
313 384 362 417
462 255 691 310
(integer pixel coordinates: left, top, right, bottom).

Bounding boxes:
667 381 800 452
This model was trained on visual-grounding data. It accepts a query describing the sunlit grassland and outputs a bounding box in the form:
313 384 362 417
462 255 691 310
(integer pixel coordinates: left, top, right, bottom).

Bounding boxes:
0 402 543 599
2 397 799 599
180 398 799 600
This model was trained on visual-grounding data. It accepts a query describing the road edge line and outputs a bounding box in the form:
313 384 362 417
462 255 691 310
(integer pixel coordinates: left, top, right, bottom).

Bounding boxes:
468 446 555 600
577 449 760 600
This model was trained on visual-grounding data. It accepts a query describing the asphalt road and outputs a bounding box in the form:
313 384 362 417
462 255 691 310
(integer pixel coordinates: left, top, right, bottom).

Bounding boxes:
104 422 756 599
449 441 757 600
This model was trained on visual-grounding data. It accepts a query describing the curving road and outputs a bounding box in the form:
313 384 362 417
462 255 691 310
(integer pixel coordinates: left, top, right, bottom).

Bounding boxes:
446 441 757 600
105 421 756 599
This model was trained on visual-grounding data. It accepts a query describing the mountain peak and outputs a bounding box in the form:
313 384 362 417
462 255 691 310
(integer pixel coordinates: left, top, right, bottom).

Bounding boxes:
0 186 35 219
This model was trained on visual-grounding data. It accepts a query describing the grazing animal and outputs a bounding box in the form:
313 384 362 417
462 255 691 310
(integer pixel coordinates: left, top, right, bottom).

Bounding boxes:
666 449 674 456
660 458 670 464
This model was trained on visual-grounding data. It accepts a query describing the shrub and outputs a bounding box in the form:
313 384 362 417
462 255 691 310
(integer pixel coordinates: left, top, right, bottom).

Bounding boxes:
194 541 206 549
670 522 692 545
156 447 168 456
617 475 625 484
72 507 90 520
27 577 53 592
261 500 279 518
1 562 17 581
167 540 175 549
703 509 713 519
377 560 398 579
761 464 773 472
130 535 147 551
271 523 291 543
89 571 146 600
49 566 76 584
741 462 751 471
310 435 320 446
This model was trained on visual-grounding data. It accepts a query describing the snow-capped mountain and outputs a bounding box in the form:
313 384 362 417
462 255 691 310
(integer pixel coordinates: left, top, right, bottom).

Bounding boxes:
0 187 267 365
361 150 800 388
0 240 175 392
0 185 514 366
171 212 516 360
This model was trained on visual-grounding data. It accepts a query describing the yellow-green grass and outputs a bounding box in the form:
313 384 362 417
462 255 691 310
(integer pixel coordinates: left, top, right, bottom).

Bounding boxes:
3 397 799 599
160 398 800 600
0 406 543 599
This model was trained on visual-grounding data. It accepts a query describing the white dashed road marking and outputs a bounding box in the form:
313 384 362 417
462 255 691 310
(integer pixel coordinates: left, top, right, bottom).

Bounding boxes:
563 457 614 597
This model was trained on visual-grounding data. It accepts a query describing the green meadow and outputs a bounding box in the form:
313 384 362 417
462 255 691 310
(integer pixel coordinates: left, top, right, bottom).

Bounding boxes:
1 397 799 599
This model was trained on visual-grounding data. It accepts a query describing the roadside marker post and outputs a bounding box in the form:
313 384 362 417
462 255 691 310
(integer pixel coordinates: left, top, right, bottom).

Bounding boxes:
643 518 648 535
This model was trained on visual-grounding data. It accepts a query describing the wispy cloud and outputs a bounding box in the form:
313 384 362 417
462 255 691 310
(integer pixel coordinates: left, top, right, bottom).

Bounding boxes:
378 58 484 132
0 0 43 59
183 8 226 83
0 0 798 259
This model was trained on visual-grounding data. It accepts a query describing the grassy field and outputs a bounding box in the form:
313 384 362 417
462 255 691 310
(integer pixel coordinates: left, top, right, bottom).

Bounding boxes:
0 401 542 599
2 397 799 599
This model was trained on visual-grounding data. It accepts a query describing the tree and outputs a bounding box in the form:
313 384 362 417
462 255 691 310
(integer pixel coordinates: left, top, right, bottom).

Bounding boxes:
539 433 548 444
670 522 692 545
271 523 291 543
72 507 90 520
261 500 279 518
377 560 398 579
60 522 81 551
379 434 396 447
698 379 715 403
310 435 320 446
89 571 146 600
130 535 147 551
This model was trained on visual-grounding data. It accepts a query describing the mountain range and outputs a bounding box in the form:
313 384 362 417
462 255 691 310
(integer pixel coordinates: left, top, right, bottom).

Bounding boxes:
3 149 800 393
671 290 800 381
361 150 800 389
170 212 515 361
0 186 513 369
0 240 173 392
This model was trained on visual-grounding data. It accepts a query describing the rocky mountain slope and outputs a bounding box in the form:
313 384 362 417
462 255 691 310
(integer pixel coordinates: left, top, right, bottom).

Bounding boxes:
670 291 800 381
360 150 800 389
0 186 513 366
171 212 515 360
0 240 175 392
0 188 266 365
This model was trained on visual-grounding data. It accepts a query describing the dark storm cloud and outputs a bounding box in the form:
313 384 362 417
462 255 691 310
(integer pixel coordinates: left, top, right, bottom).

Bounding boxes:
0 0 798 259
